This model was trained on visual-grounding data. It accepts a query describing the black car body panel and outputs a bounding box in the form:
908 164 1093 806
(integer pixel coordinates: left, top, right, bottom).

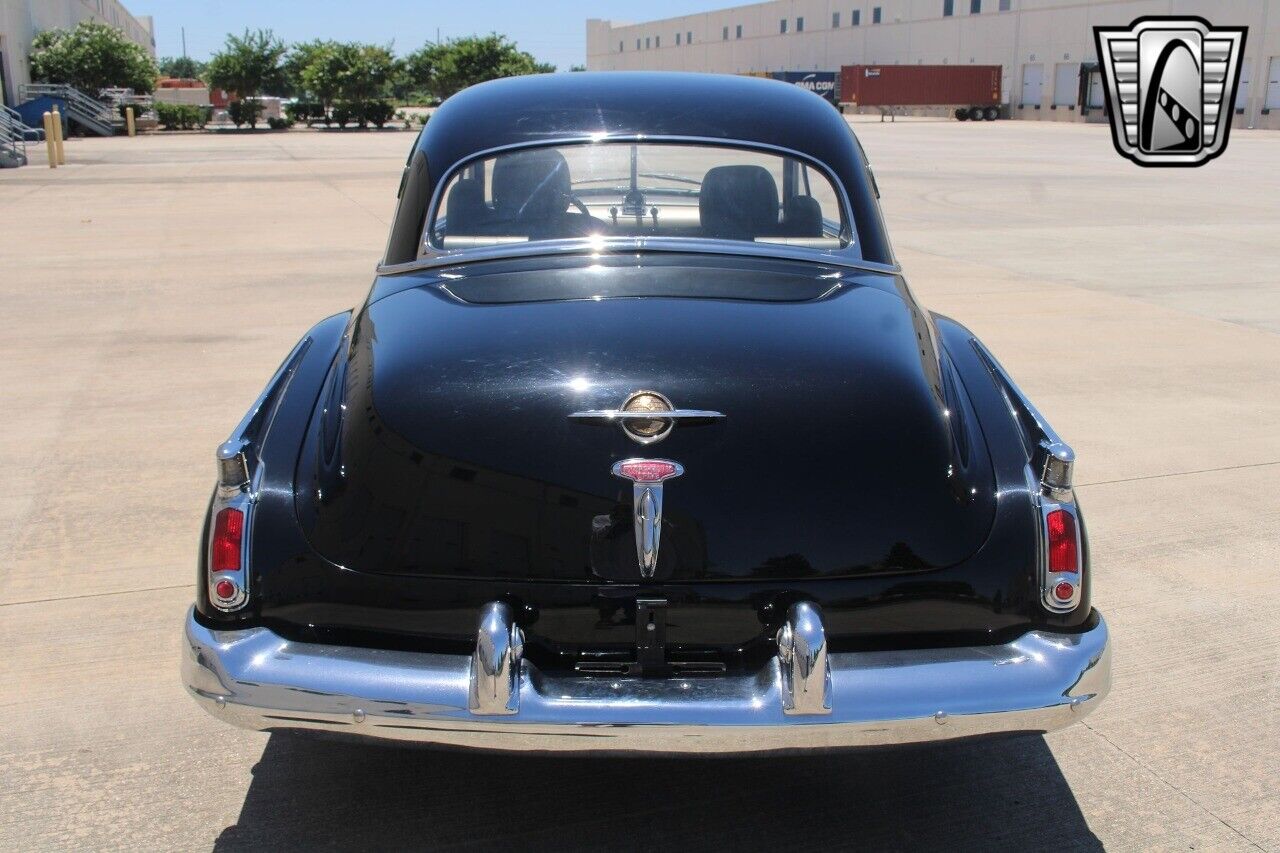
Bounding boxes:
194 72 1094 695
295 254 997 588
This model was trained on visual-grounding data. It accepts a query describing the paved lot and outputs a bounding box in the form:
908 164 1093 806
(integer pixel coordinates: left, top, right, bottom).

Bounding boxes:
1 119 1277 851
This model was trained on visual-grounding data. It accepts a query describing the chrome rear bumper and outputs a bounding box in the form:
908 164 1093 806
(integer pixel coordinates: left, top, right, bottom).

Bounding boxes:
182 604 1110 754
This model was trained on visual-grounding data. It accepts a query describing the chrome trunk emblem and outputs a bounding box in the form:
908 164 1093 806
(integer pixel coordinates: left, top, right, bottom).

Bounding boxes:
611 459 684 578
570 391 723 445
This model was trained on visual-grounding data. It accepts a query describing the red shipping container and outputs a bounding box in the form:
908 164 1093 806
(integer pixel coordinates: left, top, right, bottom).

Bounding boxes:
839 65 1001 107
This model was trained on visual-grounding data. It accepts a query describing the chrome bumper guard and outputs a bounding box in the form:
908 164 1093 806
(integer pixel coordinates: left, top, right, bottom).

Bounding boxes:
183 603 1110 754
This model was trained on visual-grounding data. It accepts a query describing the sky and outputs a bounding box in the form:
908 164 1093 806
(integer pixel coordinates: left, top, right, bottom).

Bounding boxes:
126 0 737 71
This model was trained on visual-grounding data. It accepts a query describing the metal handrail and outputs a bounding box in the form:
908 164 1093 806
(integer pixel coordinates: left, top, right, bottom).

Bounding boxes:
0 104 28 164
101 87 155 118
19 83 116 136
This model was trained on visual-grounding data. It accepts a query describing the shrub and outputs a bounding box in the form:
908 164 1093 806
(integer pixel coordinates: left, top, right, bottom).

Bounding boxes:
227 99 263 128
285 101 323 126
267 116 293 130
330 102 355 127
364 100 396 128
153 102 210 130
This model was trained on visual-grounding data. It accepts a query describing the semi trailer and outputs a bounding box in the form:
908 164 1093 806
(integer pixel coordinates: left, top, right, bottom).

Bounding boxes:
839 65 1003 121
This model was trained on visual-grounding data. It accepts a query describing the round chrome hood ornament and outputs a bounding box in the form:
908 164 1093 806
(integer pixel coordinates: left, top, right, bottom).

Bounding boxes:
620 391 673 444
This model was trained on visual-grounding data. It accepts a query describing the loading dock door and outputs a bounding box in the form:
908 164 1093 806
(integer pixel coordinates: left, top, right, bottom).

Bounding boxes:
1267 57 1280 109
1022 63 1044 107
1053 63 1077 106
1235 63 1250 112
1088 71 1105 108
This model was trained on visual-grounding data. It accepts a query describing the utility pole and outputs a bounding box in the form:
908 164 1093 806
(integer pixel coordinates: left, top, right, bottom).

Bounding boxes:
181 27 187 59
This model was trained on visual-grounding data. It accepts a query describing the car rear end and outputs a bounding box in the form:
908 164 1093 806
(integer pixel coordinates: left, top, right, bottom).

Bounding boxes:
183 261 1109 754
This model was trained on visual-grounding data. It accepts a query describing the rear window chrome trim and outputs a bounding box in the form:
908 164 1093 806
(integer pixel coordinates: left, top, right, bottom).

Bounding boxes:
396 134 879 274
378 238 902 278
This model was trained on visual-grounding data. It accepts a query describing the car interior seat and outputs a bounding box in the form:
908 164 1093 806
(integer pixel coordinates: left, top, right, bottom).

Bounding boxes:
491 148 603 239
444 177 490 235
781 195 823 237
698 165 781 240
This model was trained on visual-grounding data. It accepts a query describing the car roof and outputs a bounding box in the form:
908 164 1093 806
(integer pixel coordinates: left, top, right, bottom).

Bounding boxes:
418 72 852 167
384 72 893 267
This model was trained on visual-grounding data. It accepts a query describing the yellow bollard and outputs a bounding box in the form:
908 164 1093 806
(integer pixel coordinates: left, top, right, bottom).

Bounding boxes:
42 111 57 169
126 106 136 137
51 106 66 165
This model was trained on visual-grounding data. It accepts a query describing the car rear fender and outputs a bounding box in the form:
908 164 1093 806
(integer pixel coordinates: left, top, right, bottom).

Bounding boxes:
195 310 352 623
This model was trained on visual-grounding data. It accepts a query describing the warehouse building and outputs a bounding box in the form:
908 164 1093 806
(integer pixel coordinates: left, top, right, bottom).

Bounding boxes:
0 0 156 106
587 0 1280 130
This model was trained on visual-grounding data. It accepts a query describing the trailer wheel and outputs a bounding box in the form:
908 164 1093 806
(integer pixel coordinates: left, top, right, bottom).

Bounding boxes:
955 108 969 121
968 107 985 121
984 107 999 121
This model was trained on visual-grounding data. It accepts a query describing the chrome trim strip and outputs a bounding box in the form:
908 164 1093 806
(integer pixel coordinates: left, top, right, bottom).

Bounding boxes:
378 241 903 278
183 607 1111 754
417 135 858 256
971 338 1075 501
569 409 725 421
223 337 312 461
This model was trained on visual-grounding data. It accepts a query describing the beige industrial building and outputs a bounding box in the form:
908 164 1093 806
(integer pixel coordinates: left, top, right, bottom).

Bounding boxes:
0 0 155 106
587 0 1280 129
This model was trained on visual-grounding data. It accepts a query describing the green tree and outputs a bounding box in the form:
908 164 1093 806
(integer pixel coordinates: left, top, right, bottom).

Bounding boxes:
297 41 400 128
157 55 205 80
29 21 158 93
335 43 399 126
284 39 336 100
406 34 553 100
205 29 287 127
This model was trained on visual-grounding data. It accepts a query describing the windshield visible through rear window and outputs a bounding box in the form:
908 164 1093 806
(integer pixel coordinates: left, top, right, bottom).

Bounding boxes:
424 142 852 253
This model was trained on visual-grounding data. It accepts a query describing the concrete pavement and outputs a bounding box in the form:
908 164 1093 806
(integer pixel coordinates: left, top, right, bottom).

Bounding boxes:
0 120 1276 850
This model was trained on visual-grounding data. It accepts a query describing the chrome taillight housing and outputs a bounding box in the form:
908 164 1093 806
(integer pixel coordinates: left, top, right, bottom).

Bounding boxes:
1036 441 1083 613
207 440 253 612
1040 500 1083 612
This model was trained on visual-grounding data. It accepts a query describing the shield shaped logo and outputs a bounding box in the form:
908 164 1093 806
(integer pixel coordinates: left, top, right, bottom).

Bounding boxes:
1094 17 1247 167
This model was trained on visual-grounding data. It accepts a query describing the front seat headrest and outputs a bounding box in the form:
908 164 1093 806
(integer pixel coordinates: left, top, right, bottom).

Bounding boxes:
492 148 572 224
699 165 780 240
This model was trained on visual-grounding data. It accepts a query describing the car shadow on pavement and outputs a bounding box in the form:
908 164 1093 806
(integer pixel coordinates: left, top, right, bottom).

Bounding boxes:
213 731 1101 852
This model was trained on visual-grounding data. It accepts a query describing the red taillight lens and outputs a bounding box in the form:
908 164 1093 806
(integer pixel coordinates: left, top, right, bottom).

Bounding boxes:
1046 509 1079 574
212 507 244 572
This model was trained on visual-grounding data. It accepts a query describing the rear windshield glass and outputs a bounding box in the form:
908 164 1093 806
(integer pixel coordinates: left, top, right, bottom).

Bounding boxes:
425 142 852 252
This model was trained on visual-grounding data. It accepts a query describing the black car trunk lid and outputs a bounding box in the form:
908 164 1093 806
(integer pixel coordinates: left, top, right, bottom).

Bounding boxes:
294 259 996 584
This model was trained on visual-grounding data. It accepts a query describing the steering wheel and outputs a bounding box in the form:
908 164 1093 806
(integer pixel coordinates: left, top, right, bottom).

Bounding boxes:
561 193 592 217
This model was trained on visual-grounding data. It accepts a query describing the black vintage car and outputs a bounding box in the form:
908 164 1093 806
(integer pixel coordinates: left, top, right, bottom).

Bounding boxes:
183 72 1109 752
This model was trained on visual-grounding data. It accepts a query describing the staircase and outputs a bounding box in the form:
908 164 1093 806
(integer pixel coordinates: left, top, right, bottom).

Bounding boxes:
0 103 37 168
18 83 117 137
101 87 153 120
